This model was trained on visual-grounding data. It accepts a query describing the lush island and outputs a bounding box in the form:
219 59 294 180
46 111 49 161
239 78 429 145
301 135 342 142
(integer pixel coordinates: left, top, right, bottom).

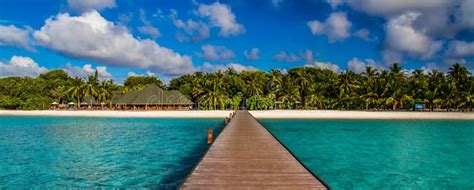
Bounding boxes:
0 63 472 111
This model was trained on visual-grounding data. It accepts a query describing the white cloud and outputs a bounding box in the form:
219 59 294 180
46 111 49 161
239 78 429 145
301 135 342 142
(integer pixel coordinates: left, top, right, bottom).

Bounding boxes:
0 25 33 50
354 28 373 41
64 63 112 80
199 44 235 61
306 61 340 73
307 12 352 43
146 70 156 77
345 0 450 17
171 9 210 42
127 72 140 77
332 1 468 36
382 49 403 65
273 51 300 63
384 12 443 62
33 11 196 75
137 9 161 39
153 9 165 20
202 62 257 72
138 25 161 39
118 13 133 26
244 48 260 60
327 0 343 9
273 50 315 63
226 63 258 72
197 2 245 37
327 0 472 63
301 49 315 64
175 19 209 42
456 0 474 28
0 56 48 78
422 59 472 73
347 57 385 73
347 58 366 73
68 0 116 13
127 70 156 77
272 0 284 8
446 40 474 58
354 0 461 39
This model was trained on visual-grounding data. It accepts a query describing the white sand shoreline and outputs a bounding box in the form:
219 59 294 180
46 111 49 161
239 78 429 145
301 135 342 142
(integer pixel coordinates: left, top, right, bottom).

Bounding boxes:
0 110 473 120
250 110 474 120
0 110 234 118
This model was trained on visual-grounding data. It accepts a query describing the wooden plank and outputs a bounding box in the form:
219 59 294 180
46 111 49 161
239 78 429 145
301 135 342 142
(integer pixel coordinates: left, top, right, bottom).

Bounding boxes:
180 111 328 189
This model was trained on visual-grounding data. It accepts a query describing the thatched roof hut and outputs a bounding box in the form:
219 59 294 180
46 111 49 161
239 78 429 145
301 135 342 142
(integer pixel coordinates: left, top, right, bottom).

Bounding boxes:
115 84 193 106
83 96 102 105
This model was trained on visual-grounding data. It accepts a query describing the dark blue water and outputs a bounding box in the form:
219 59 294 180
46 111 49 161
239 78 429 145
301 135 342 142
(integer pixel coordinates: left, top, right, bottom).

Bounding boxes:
0 116 224 188
262 119 474 189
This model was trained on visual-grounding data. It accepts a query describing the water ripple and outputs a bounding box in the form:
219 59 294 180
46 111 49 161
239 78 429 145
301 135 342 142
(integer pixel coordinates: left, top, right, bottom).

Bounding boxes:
0 116 223 188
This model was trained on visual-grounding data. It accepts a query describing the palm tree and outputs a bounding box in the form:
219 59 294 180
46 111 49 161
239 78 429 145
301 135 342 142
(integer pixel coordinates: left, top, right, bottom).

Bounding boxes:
67 77 83 108
409 69 428 109
337 71 360 109
362 66 377 80
200 90 224 110
304 82 326 109
291 68 311 106
458 78 473 111
441 80 458 111
82 74 99 107
247 79 264 96
199 72 226 110
50 86 67 104
246 71 266 97
390 63 403 77
448 63 469 86
339 71 359 97
192 74 205 98
267 69 283 93
97 80 113 109
278 76 300 109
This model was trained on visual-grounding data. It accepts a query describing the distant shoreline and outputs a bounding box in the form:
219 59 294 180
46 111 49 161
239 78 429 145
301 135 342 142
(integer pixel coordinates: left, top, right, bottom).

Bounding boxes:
0 110 473 120
250 110 474 120
0 110 234 118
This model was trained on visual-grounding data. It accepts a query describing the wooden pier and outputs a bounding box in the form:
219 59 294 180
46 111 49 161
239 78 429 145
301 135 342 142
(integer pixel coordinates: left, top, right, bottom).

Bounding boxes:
181 110 328 189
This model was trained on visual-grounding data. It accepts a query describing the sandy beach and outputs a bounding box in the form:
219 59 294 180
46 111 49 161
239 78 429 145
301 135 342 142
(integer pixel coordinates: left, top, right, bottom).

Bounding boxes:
0 110 235 118
1 110 473 120
250 110 474 120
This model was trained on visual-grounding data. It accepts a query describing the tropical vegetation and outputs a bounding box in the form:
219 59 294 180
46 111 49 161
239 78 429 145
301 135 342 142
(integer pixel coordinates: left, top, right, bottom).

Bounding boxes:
169 63 473 111
0 63 472 111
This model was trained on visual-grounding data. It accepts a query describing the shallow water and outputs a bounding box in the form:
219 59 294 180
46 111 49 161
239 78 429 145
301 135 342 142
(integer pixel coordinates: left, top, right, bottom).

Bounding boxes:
0 116 224 188
262 119 474 189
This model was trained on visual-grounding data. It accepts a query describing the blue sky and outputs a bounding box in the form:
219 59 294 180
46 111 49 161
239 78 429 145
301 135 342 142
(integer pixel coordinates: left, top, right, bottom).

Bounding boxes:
0 0 473 83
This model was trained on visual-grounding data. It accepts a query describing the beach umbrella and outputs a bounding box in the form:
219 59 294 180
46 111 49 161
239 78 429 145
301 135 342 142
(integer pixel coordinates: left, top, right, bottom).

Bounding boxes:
51 102 59 105
67 102 75 105
80 102 88 105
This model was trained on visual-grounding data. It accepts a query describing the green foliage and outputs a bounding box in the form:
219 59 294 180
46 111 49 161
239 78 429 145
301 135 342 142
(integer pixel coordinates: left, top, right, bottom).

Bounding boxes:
0 63 472 111
124 76 165 90
0 95 22 109
246 95 273 110
168 63 473 111
20 95 51 110
0 70 116 110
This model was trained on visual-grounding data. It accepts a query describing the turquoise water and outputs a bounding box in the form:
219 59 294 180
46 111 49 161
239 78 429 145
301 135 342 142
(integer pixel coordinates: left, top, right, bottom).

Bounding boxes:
0 116 224 188
262 119 474 189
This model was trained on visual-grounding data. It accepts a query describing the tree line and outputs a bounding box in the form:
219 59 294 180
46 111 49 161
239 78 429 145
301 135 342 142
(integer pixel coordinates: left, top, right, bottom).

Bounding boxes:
0 70 163 110
0 63 472 111
169 63 473 111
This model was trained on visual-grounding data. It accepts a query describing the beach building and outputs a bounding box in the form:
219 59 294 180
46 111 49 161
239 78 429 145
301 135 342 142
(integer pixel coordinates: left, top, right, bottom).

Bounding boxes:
82 96 104 108
59 84 193 110
114 84 193 110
